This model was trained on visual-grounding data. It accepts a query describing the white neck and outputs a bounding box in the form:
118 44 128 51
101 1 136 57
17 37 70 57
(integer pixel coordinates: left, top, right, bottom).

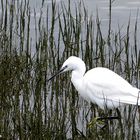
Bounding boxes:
71 69 85 92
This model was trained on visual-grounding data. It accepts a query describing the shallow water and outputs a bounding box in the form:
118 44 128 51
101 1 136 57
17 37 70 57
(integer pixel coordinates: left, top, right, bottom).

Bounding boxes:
1 0 140 139
28 0 140 48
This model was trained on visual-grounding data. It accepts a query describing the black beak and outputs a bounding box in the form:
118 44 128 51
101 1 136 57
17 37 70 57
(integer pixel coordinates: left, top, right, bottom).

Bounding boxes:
47 66 67 82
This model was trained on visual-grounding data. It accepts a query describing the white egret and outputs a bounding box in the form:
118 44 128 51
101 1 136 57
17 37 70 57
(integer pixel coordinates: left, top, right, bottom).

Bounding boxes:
48 56 140 110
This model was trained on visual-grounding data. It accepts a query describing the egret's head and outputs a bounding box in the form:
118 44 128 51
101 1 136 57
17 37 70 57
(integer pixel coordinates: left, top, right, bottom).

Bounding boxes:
47 56 86 81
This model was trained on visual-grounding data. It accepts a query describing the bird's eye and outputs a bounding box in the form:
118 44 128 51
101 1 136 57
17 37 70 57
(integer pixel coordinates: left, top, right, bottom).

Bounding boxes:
61 65 68 72
64 65 68 68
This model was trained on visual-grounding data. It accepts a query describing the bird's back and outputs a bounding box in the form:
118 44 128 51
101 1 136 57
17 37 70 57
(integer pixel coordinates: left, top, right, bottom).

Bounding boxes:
82 67 140 109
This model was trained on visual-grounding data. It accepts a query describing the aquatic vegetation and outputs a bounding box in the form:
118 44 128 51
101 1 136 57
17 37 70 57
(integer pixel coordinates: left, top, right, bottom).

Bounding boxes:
0 0 140 139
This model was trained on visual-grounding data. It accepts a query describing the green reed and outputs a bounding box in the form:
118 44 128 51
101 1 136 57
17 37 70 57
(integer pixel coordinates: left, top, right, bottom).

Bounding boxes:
0 0 140 139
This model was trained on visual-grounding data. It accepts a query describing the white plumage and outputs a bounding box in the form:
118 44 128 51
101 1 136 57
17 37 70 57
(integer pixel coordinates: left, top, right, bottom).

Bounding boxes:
48 56 140 109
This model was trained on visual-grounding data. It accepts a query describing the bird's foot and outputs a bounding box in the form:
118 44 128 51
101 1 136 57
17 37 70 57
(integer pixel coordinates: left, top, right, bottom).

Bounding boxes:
88 117 107 129
88 116 120 129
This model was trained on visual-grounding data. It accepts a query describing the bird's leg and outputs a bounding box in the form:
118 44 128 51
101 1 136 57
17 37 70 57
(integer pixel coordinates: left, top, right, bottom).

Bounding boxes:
96 110 113 129
97 109 120 120
96 109 122 130
96 117 108 129
88 108 105 128
96 116 120 120
88 108 109 128
95 109 120 129
88 108 120 129
88 116 108 129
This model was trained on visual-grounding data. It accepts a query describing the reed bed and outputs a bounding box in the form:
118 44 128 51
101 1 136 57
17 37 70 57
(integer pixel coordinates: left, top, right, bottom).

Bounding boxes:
0 0 140 139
